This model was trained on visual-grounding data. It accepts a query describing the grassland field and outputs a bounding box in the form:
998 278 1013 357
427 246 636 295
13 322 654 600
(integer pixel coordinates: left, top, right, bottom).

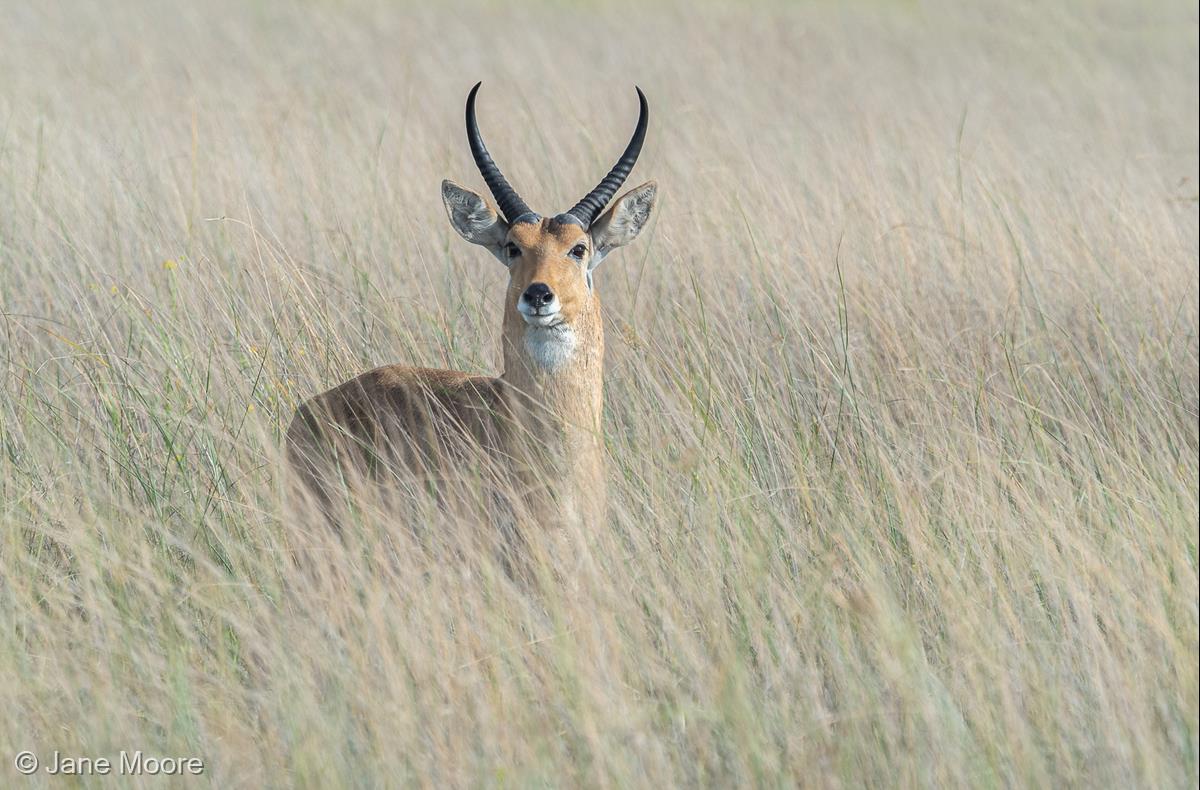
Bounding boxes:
1 0 1197 787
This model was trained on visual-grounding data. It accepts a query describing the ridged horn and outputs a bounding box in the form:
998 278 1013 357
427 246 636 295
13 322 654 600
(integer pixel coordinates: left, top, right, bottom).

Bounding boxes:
566 87 649 228
465 81 534 223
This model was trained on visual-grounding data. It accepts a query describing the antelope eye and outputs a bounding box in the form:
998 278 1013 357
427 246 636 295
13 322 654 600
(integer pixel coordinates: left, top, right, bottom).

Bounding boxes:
569 244 588 260
505 243 521 259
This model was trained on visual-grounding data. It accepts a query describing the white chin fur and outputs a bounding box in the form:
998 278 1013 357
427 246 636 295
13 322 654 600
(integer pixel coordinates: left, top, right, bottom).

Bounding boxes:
524 325 576 371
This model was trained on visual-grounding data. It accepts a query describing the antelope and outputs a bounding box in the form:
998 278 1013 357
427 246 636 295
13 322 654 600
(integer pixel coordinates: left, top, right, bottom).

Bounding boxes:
286 82 657 533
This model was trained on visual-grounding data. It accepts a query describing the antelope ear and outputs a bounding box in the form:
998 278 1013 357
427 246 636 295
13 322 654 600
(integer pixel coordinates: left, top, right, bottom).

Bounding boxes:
442 180 510 264
588 181 657 269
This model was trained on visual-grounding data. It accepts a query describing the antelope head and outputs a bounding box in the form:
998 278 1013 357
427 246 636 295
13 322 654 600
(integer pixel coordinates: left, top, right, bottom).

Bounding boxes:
442 83 657 373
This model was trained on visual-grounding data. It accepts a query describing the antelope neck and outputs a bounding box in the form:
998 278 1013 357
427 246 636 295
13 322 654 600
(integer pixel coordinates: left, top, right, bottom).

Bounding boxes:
499 295 604 423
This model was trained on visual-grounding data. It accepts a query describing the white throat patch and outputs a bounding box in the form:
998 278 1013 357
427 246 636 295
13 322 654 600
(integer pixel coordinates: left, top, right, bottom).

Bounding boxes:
524 326 577 371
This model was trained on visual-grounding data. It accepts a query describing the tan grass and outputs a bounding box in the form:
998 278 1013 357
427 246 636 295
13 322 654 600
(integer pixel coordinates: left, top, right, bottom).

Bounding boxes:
1 0 1197 786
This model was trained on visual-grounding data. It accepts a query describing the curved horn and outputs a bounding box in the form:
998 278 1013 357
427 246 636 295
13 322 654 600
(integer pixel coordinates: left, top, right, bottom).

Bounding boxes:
465 81 534 223
566 87 649 228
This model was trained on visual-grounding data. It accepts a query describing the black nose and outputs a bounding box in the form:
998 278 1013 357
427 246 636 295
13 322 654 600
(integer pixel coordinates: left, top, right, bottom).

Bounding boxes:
521 283 555 308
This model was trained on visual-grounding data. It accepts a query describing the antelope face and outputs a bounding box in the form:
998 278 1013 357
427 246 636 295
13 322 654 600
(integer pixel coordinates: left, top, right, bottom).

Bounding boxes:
441 82 658 369
506 218 593 330
443 184 657 324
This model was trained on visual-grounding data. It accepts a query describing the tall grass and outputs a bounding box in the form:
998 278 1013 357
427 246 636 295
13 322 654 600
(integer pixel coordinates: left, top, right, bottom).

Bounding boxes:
1 0 1197 786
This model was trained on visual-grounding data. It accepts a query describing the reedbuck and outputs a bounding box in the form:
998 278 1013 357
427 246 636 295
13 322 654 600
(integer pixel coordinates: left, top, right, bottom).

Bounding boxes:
286 83 657 531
